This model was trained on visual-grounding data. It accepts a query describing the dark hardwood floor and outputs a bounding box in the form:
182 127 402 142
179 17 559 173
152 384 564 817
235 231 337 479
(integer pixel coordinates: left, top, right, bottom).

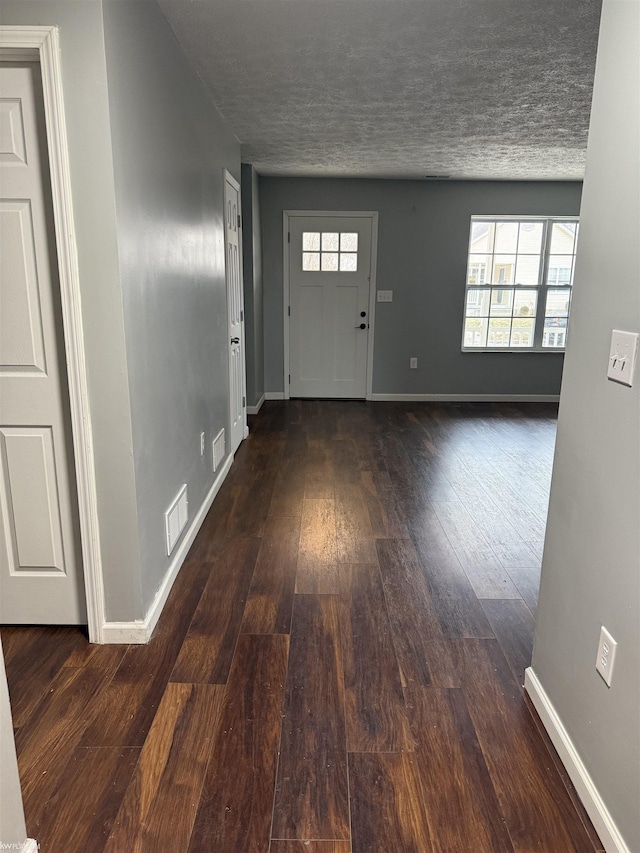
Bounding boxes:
1 401 604 852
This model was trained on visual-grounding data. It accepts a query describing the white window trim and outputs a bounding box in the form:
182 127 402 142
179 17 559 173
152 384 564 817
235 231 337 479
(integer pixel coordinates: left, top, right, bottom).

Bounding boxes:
462 215 579 354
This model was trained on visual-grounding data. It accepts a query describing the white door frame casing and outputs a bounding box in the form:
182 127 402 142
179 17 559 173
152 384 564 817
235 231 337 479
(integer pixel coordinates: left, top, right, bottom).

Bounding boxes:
283 210 379 400
0 27 105 642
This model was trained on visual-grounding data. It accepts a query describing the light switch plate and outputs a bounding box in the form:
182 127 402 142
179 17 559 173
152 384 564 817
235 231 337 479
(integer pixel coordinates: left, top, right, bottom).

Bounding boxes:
607 329 639 386
377 290 393 302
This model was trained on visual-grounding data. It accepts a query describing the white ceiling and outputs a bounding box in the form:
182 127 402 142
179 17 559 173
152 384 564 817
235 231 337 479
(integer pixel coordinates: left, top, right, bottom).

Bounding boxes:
156 0 602 180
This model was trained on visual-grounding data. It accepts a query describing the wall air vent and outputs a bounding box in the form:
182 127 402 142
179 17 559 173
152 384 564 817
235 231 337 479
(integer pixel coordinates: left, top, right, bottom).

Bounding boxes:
165 484 188 556
213 428 225 473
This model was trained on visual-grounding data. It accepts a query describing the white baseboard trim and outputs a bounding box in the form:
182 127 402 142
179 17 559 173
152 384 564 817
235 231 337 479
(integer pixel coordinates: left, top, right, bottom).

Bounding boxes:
265 391 285 401
369 393 560 403
99 621 150 645
22 840 38 853
100 455 234 645
247 393 266 415
524 667 630 853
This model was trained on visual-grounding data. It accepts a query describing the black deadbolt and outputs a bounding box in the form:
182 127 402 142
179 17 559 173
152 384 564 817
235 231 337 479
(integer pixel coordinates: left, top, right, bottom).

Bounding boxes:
360 311 367 317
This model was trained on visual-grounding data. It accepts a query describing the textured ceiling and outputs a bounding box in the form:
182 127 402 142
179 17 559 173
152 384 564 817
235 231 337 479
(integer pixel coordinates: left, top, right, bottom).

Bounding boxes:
156 0 602 180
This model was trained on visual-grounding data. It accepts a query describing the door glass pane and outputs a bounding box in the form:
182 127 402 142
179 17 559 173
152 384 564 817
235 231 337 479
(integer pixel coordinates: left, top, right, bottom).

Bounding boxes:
339 253 357 271
303 252 320 271
321 252 339 271
340 232 358 251
303 232 320 251
322 232 339 251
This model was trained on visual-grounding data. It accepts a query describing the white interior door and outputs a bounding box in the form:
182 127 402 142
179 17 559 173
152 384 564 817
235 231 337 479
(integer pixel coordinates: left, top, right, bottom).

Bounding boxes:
224 171 247 454
0 63 85 624
289 215 372 398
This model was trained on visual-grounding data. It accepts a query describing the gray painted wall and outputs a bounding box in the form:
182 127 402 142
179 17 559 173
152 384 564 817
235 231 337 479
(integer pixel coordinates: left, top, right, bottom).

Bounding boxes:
102 0 241 612
260 178 582 396
0 0 142 620
531 1 639 849
242 163 265 407
1 0 242 621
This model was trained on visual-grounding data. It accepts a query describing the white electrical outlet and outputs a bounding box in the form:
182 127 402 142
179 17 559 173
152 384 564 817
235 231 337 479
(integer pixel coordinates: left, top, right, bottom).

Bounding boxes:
410 357 418 369
377 290 393 302
200 431 205 457
607 329 638 386
596 626 618 687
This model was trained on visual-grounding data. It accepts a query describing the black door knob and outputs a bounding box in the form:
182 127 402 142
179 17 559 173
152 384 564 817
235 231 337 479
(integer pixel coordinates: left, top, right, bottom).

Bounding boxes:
354 323 366 330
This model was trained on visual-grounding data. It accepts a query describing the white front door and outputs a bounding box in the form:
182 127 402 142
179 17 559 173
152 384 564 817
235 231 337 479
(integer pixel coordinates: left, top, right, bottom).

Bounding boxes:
0 63 85 624
289 215 373 398
224 171 247 454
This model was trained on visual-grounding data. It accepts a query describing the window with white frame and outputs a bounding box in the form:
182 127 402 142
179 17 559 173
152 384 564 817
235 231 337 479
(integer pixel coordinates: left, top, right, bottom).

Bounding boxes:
462 217 579 351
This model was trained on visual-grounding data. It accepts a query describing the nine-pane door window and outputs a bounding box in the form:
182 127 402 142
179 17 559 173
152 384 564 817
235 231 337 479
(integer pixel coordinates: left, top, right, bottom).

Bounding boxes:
302 231 358 272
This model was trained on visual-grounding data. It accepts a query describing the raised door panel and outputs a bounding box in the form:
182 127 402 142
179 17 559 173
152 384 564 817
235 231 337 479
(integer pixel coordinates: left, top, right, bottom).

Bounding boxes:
333 284 359 383
0 201 47 374
0 97 27 163
230 344 243 433
298 285 324 382
0 427 66 574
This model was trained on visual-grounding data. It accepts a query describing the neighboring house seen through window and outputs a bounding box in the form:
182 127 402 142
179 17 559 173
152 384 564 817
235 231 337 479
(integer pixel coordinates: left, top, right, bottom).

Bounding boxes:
462 217 579 350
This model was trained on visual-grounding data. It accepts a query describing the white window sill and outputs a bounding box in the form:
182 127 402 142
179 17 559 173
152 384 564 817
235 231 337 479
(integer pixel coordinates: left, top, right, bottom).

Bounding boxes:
462 347 566 354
